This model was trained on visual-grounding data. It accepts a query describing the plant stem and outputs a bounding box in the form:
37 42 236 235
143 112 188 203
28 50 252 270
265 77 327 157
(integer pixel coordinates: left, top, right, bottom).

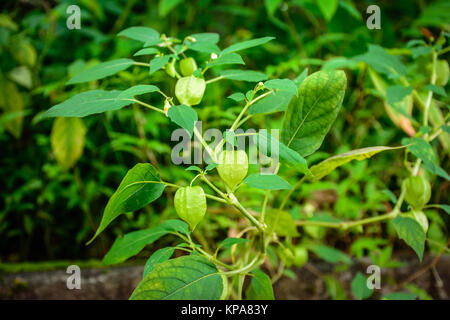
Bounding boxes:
205 194 228 203
230 91 272 132
423 50 437 130
201 175 227 199
235 114 253 128
411 49 437 176
279 176 305 210
133 61 150 67
295 188 406 230
206 76 224 84
201 176 265 232
228 193 266 232
261 190 270 222
132 99 165 114
236 274 244 300
223 256 262 276
193 126 217 163
180 233 233 270
213 90 273 156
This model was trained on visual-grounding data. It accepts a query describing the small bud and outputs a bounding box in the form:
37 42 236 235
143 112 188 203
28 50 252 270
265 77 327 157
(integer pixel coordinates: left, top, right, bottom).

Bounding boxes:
210 53 218 60
164 100 171 116
255 81 265 91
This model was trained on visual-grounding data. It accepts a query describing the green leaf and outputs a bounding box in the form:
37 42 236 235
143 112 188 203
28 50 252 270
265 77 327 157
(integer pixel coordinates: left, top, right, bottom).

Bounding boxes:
186 33 220 53
404 284 432 300
265 0 282 15
339 1 362 20
227 92 246 102
102 226 169 265
311 245 353 264
324 276 347 300
186 165 202 172
159 0 183 17
430 204 450 215
0 80 24 138
11 39 36 67
281 70 347 157
50 117 86 170
257 131 310 174
265 210 299 237
189 33 219 44
219 237 249 249
386 85 413 105
88 164 165 244
207 53 245 67
220 69 268 82
188 42 220 54
283 269 297 280
205 163 218 171
130 255 223 300
244 174 292 190
8 66 32 89
402 137 450 180
353 45 406 77
317 0 338 21
264 79 298 97
410 46 432 59
415 1 450 29
323 57 359 70
134 48 159 56
245 269 274 300
0 13 18 30
383 292 417 300
293 68 308 87
150 56 171 74
118 27 160 44
351 272 373 300
221 37 275 55
143 247 175 278
117 85 159 99
67 59 134 84
249 90 294 114
43 90 133 118
424 84 447 97
308 146 403 181
167 104 198 137
160 219 190 236
392 216 426 261
382 189 398 203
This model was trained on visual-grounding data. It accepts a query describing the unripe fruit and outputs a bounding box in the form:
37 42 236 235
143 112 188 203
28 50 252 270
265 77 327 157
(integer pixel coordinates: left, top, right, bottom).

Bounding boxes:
165 59 176 78
179 57 197 76
293 247 308 267
175 76 206 106
277 246 295 268
435 59 449 86
403 176 431 209
404 210 429 233
217 150 248 190
174 186 207 230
